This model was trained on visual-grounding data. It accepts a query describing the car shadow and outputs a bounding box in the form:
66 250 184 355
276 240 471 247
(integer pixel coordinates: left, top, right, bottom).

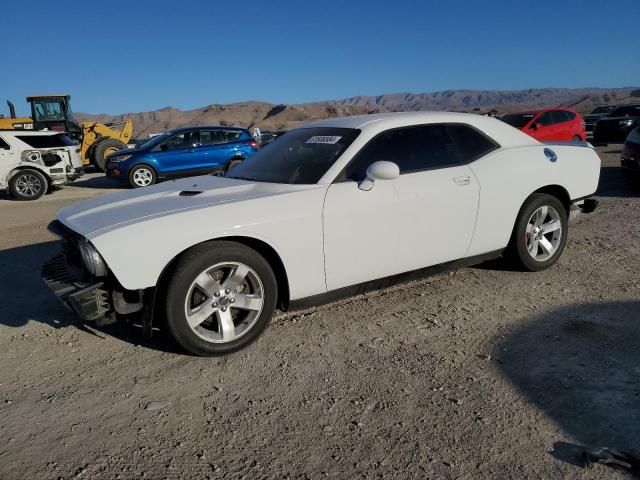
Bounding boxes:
495 301 640 477
70 175 126 190
0 240 182 354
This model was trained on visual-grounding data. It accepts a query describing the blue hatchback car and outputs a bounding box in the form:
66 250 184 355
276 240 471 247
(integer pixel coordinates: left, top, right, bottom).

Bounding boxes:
106 126 259 187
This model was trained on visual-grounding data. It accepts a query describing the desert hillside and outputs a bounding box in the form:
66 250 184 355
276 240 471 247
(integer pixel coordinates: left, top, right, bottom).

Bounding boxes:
77 87 640 138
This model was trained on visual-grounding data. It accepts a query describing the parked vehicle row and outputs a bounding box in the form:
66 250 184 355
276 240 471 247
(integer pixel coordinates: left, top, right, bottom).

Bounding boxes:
0 130 84 200
500 108 586 142
583 105 616 136
42 112 601 355
592 104 640 145
105 126 260 188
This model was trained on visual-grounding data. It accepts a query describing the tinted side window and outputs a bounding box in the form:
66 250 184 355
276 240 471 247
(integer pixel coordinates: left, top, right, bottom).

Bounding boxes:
160 132 196 150
0 138 11 150
224 130 244 142
552 111 569 123
447 125 498 162
564 111 576 121
16 134 75 148
199 130 226 146
344 125 459 180
537 112 555 126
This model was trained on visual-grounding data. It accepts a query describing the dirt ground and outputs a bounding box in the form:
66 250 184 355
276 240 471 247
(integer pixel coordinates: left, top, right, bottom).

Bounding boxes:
1 147 639 480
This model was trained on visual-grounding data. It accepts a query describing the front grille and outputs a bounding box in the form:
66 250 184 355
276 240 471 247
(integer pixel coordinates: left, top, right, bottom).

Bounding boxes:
47 220 85 277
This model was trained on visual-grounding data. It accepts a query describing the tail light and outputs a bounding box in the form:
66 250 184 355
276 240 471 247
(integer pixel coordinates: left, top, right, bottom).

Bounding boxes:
246 139 260 150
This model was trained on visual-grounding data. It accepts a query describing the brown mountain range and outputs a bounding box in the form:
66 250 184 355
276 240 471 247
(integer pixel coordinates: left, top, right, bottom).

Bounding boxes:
77 87 640 138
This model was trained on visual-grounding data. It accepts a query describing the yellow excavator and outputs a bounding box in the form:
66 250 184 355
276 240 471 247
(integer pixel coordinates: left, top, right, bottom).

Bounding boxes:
0 94 132 171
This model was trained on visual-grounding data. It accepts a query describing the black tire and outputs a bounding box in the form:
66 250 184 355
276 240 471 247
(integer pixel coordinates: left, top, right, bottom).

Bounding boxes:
506 193 568 272
92 138 128 172
164 241 277 356
9 169 48 201
128 164 157 188
224 157 244 174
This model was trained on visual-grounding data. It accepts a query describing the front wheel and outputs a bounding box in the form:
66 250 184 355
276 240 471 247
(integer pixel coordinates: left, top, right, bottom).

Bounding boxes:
164 241 278 355
507 193 568 272
129 164 157 188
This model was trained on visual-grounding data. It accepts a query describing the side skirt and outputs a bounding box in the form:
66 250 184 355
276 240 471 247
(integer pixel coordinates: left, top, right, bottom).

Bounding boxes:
287 249 504 311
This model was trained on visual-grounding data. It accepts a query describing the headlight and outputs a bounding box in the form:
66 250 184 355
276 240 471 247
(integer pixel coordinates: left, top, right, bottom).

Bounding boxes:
619 119 634 128
109 154 131 163
78 240 107 277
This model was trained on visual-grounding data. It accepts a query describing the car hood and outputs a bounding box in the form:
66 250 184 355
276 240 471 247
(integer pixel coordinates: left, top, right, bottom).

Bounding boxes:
597 115 640 123
57 175 320 239
108 146 146 159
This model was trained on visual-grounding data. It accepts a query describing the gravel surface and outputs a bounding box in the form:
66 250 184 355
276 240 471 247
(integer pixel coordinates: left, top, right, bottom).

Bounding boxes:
1 148 639 479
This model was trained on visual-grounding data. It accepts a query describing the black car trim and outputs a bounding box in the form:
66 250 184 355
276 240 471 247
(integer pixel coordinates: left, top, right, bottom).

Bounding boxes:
287 249 503 311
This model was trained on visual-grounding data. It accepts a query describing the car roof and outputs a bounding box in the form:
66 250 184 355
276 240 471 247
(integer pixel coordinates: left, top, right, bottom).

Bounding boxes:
300 111 539 148
506 107 576 115
170 125 248 133
0 130 67 137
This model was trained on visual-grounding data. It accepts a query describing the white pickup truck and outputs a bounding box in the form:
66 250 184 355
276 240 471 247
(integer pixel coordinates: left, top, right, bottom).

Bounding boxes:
0 130 84 200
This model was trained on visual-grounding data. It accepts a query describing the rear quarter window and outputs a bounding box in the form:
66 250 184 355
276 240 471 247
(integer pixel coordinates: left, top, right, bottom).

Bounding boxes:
447 124 499 162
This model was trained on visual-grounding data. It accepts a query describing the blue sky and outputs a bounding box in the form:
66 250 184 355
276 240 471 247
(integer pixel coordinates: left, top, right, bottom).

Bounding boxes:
2 0 638 115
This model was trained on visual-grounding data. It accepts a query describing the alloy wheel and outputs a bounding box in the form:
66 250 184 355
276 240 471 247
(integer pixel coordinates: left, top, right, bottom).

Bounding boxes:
15 174 43 198
133 168 154 187
525 205 563 261
184 262 265 343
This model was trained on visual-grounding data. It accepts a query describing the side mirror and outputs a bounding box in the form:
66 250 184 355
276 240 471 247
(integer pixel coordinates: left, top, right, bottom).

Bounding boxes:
530 123 541 131
358 161 400 191
160 144 169 151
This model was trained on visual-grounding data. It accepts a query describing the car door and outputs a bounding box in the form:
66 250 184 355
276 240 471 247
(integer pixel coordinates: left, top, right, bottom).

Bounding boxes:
551 110 572 140
0 136 18 187
322 124 480 291
153 131 198 174
189 130 231 170
529 112 557 141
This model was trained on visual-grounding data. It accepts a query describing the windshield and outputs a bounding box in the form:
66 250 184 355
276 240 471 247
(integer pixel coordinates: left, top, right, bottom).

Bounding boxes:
32 100 66 122
225 127 360 184
611 106 640 117
16 134 76 148
138 132 173 150
500 113 535 128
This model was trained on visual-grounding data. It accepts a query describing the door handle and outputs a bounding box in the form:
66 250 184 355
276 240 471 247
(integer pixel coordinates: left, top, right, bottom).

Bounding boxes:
453 176 471 186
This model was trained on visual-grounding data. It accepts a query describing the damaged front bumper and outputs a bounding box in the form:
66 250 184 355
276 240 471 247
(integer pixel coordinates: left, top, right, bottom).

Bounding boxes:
41 254 115 325
41 222 151 332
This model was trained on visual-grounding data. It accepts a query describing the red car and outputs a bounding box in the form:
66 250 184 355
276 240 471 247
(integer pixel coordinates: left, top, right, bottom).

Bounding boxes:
500 108 586 142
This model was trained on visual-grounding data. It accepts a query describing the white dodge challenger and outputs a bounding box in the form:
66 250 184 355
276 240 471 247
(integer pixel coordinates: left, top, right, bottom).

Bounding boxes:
43 112 600 355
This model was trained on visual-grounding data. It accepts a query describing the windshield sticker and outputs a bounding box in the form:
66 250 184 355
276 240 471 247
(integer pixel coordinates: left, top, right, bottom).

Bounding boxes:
305 136 342 144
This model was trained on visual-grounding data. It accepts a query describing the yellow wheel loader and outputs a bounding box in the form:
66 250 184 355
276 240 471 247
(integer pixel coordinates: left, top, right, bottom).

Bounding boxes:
0 95 132 171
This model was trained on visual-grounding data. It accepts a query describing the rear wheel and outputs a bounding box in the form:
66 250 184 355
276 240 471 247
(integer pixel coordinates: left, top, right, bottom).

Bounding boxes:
164 241 277 356
9 169 48 200
507 193 568 271
224 157 244 174
93 138 128 172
